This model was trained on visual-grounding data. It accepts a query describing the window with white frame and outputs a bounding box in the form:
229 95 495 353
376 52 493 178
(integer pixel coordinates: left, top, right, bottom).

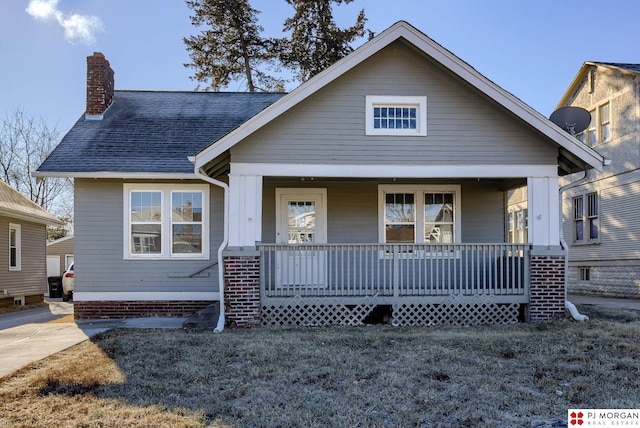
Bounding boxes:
507 208 528 243
8 223 21 270
599 102 610 142
573 192 599 244
124 184 209 259
379 185 460 244
366 96 427 136
576 102 611 145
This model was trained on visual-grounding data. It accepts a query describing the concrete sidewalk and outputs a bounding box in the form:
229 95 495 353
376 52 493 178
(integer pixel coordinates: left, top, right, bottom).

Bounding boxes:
568 294 640 311
0 302 185 378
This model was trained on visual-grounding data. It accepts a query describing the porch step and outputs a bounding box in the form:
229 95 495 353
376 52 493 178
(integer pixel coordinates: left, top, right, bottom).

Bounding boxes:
182 302 220 330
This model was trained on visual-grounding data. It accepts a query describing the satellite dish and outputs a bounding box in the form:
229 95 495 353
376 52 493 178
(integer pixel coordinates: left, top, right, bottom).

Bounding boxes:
549 106 591 135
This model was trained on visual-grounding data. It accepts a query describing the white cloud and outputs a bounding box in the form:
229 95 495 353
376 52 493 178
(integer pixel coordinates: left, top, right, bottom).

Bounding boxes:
25 0 104 45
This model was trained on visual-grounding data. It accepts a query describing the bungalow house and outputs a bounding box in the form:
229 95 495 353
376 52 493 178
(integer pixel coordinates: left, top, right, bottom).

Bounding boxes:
0 180 63 307
556 62 640 299
35 22 604 326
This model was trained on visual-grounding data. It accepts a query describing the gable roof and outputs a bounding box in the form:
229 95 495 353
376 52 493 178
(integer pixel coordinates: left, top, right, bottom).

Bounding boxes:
193 21 604 175
556 61 640 108
0 180 63 226
35 91 285 178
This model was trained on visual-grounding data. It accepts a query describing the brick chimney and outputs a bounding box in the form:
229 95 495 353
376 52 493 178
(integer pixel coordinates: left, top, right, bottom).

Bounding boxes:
86 52 114 119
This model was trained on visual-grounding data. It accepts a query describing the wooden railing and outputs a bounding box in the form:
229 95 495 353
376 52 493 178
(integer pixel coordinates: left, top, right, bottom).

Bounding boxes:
259 243 529 299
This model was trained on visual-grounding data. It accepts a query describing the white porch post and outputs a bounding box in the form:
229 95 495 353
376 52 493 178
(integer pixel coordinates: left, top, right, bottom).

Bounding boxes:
228 173 263 247
527 176 560 247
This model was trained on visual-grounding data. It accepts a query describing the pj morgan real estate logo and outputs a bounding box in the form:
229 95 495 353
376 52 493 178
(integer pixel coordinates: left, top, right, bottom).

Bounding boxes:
569 409 640 426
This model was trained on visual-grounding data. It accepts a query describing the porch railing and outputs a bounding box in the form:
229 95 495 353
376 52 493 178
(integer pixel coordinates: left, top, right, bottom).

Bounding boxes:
259 243 530 300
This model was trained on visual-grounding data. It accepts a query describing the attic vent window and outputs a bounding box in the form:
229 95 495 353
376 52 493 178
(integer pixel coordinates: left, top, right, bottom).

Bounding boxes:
366 96 427 136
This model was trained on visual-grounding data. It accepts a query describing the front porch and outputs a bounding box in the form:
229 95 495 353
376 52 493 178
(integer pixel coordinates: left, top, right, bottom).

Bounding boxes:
218 173 568 327
260 243 529 325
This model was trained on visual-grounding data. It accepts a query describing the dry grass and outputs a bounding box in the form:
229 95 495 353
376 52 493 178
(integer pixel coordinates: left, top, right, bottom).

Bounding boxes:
1 305 639 427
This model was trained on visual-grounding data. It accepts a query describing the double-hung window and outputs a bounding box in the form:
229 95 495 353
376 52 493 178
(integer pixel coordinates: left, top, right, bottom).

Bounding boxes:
576 102 611 145
599 102 610 142
573 192 599 244
124 184 209 259
379 185 460 244
507 208 528 243
366 96 427 136
8 224 21 271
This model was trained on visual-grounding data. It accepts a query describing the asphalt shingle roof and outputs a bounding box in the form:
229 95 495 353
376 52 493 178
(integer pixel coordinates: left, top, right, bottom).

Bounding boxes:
0 180 62 225
37 91 286 175
591 62 640 73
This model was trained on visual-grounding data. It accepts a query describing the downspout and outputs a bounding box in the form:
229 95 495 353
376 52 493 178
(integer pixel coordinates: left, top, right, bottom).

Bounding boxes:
559 169 590 321
195 167 228 332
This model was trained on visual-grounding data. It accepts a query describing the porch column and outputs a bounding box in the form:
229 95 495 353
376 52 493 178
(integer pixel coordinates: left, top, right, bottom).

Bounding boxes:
527 177 566 321
228 173 263 247
527 177 560 247
225 173 263 326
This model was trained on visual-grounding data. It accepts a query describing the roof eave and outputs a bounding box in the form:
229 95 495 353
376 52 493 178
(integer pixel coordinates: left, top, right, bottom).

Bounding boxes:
33 171 199 180
0 208 63 226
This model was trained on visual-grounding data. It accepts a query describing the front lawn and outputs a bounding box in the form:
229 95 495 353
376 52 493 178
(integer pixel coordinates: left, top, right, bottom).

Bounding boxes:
1 306 639 427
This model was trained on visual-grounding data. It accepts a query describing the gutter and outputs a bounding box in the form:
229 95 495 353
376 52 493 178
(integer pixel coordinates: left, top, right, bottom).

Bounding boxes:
558 169 592 321
194 167 228 333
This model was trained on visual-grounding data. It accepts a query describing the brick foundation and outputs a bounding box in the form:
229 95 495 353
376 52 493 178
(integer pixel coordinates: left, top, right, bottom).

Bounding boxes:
74 301 214 320
529 254 566 321
224 254 261 327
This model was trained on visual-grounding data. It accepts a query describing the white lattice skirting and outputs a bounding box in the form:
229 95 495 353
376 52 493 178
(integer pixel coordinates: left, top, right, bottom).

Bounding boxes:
261 301 521 326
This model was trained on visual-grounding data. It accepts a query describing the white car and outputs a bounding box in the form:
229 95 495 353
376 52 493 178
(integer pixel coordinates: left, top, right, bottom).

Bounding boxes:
62 263 74 301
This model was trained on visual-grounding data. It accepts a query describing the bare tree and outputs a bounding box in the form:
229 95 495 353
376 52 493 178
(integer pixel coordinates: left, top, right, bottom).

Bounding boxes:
0 108 73 219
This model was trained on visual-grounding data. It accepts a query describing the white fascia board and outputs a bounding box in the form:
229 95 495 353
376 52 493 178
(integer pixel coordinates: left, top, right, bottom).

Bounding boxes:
74 291 220 301
231 163 558 178
193 21 603 173
32 171 198 180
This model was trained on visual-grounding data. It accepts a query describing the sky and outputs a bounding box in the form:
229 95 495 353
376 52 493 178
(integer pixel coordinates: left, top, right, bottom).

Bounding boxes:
2 0 640 134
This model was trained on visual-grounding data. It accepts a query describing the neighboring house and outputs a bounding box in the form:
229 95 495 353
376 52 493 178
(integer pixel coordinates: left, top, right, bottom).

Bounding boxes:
46 235 74 278
0 180 63 307
36 22 604 326
555 62 640 299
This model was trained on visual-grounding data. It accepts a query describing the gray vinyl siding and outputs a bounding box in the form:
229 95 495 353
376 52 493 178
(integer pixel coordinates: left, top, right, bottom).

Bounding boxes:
232 40 557 166
74 179 224 294
261 179 506 244
565 176 640 263
47 237 74 274
0 216 47 297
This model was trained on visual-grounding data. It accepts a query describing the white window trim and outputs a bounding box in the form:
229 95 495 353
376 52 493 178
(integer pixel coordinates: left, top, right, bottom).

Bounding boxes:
366 95 427 136
65 255 74 270
378 184 461 244
123 183 210 260
8 223 21 271
572 191 599 245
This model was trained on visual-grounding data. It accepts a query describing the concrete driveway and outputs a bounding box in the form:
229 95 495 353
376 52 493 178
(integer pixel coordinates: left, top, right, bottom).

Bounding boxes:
0 301 185 378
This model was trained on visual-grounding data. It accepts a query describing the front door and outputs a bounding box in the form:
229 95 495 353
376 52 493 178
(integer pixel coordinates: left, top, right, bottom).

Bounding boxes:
275 188 327 287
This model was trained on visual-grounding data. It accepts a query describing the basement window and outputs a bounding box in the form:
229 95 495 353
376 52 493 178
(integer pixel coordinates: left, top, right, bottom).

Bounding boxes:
579 267 591 281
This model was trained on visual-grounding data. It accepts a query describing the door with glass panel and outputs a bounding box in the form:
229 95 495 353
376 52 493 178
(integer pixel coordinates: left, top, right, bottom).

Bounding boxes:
275 189 327 287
